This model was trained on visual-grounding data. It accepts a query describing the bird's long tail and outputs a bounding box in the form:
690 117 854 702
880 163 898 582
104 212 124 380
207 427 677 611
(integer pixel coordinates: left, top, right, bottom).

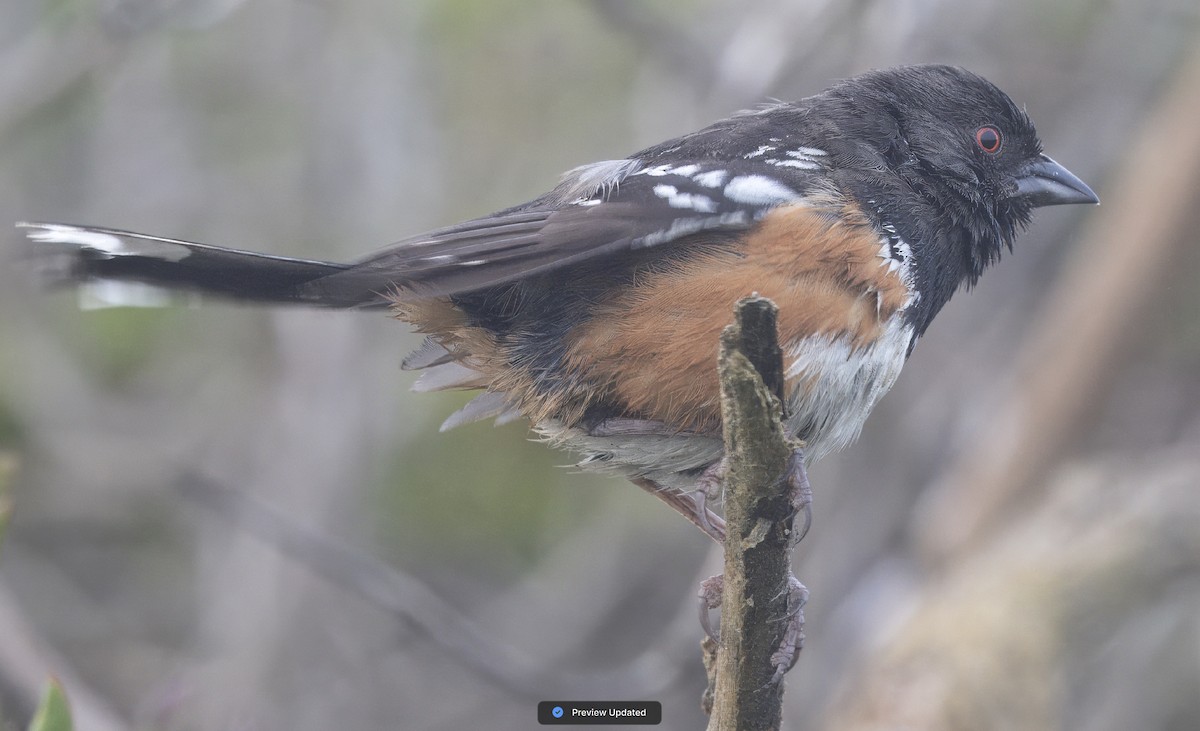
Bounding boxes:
16 222 390 308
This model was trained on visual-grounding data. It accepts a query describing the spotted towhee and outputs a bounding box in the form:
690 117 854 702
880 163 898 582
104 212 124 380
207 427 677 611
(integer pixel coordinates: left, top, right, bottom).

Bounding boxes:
19 65 1098 542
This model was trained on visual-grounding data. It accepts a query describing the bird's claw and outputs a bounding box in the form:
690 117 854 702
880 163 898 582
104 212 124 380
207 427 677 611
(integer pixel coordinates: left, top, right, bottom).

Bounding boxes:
769 575 808 684
785 448 813 543
698 575 724 641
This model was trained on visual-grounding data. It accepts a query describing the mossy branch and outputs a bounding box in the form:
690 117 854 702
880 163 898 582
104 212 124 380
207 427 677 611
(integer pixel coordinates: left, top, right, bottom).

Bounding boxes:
705 296 802 731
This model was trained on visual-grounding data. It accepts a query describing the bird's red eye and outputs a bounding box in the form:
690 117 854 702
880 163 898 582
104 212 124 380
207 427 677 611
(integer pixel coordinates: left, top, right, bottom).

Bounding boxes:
975 126 1002 154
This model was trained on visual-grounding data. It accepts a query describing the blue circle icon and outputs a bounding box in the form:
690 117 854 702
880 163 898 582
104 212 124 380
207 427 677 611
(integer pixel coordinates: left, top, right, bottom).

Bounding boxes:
552 706 564 719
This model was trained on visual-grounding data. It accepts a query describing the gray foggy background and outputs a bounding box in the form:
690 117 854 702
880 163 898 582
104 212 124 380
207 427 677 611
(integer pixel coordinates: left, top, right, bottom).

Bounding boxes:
1 1 1199 729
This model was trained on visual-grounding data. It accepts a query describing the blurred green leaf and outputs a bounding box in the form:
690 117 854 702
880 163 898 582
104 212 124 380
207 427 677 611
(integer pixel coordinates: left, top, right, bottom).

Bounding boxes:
373 392 609 576
0 398 24 450
26 679 72 731
42 0 91 27
63 307 182 388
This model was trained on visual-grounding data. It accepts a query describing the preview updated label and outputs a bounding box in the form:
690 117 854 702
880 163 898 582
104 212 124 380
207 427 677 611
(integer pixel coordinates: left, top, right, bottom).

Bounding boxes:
537 701 662 725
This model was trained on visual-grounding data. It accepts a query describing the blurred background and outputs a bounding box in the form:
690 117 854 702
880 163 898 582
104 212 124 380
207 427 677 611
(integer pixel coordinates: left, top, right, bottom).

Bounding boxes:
1 1 1199 729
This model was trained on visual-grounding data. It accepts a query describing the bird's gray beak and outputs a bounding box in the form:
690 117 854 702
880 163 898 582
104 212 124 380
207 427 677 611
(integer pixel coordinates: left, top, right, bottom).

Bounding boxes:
1014 154 1100 207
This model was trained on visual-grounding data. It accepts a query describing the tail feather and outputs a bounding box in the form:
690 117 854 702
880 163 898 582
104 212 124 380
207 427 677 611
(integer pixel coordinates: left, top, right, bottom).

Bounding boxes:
16 222 390 308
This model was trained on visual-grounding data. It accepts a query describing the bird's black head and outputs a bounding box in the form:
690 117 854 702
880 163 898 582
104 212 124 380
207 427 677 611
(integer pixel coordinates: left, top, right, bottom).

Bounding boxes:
816 64 1098 333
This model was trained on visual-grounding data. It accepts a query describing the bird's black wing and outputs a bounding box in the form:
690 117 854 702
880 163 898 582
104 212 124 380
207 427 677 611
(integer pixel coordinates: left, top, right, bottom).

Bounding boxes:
306 157 824 302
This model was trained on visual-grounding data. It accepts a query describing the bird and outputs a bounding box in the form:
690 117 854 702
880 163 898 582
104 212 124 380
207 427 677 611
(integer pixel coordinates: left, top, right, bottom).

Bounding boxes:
18 64 1099 546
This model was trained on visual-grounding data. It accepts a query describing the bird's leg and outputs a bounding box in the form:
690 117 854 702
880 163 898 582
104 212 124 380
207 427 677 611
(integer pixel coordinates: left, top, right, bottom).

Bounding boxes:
595 419 727 532
630 477 726 543
591 417 728 543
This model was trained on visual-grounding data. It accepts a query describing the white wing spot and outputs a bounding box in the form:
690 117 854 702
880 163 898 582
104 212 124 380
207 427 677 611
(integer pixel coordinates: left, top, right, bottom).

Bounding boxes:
723 175 800 206
637 163 704 178
768 159 822 170
692 169 728 188
636 211 749 248
638 164 673 177
744 144 776 159
764 148 828 171
653 184 717 213
668 164 701 177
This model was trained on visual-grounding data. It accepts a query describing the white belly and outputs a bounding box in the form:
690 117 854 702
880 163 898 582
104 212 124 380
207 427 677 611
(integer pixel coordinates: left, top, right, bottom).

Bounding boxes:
782 312 914 462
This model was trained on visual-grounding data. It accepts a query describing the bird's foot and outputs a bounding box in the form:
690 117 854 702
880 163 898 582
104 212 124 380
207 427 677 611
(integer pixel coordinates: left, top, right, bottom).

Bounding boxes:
696 573 808 683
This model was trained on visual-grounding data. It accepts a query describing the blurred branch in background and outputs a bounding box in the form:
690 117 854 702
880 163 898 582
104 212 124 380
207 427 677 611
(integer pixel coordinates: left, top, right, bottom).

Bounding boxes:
177 471 696 702
586 0 713 90
589 0 878 109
